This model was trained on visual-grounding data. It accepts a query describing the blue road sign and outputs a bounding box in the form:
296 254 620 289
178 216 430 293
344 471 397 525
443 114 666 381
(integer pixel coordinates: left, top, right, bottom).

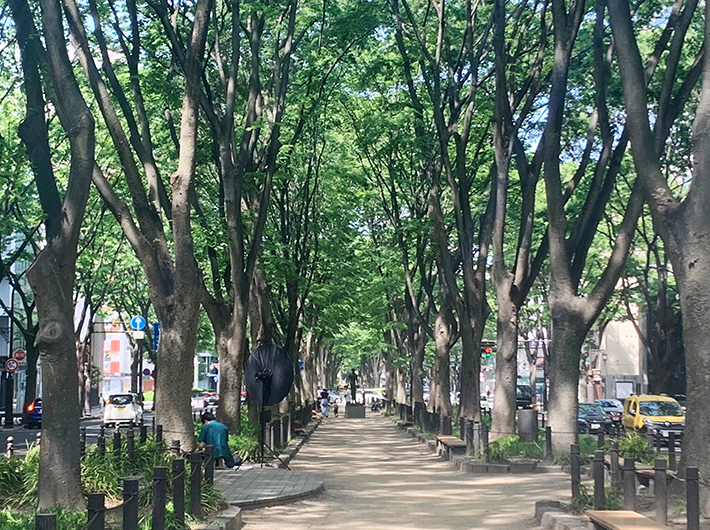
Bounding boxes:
153 323 161 350
131 315 147 330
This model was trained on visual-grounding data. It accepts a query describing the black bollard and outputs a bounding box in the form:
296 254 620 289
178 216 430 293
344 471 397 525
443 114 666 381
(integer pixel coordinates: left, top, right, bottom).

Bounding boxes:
571 444 581 498
122 477 139 530
441 416 452 436
481 422 489 457
594 450 605 509
5 435 13 458
35 513 56 530
459 417 465 441
597 430 605 449
610 440 620 487
623 457 636 510
113 427 122 460
190 452 202 517
152 467 167 530
156 424 163 444
655 458 667 524
545 426 552 460
139 424 147 444
473 422 481 459
87 492 105 530
465 419 474 455
172 459 185 529
80 426 87 460
687 467 699 530
204 445 215 484
668 432 676 471
98 426 106 457
126 427 135 459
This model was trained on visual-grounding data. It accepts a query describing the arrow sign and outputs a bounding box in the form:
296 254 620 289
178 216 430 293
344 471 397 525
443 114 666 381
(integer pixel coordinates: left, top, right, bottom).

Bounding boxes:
131 315 146 330
5 359 19 373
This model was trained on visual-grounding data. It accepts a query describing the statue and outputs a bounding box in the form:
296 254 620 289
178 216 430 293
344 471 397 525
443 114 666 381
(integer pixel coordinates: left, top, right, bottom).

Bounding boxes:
348 369 359 403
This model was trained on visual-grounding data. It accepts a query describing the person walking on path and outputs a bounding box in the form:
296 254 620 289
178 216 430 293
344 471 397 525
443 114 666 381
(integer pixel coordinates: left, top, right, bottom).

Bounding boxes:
320 389 330 417
198 411 235 469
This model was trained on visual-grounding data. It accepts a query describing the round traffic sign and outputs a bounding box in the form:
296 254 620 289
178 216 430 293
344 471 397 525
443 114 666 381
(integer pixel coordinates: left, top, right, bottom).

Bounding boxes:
5 359 19 373
131 315 147 330
12 349 26 362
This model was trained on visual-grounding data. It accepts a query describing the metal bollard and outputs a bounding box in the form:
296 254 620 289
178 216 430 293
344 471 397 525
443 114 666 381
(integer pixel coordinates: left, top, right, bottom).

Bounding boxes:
98 426 105 457
597 430 605 449
465 419 474 455
35 513 56 530
35 432 41 446
6 435 13 458
152 467 168 530
655 458 667 524
544 426 552 460
610 440 620 487
459 417 465 441
86 492 105 530
623 457 636 510
172 458 185 529
668 432 676 471
481 422 489 457
122 477 139 530
594 450 605 509
571 444 581 498
204 445 215 484
80 426 87 460
126 427 135 459
190 452 202 517
139 424 147 444
156 424 163 444
113 427 122 459
686 467 699 530
171 440 181 456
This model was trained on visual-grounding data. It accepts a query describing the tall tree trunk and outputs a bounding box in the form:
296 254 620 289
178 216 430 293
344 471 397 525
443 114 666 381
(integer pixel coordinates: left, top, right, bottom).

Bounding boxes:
491 300 518 440
432 298 455 417
547 310 587 453
216 295 247 433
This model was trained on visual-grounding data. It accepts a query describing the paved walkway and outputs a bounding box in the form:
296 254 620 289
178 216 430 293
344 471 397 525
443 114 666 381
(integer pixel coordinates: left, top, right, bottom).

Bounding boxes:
215 467 323 508
240 413 571 530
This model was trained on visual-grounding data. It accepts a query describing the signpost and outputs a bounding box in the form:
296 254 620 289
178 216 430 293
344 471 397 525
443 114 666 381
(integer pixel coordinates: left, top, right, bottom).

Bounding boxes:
5 359 18 373
131 315 147 331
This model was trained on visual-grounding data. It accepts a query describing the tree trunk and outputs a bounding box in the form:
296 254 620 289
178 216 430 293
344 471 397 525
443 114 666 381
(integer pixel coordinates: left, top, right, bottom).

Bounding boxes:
547 311 587 454
491 299 518 440
432 299 455 417
411 324 426 408
216 296 247 434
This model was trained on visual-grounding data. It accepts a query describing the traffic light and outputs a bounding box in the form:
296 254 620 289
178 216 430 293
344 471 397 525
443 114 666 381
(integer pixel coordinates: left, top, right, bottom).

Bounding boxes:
483 347 492 358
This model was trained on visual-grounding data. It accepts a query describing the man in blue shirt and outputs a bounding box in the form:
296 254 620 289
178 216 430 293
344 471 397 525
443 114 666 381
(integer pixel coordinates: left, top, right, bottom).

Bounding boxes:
198 411 235 469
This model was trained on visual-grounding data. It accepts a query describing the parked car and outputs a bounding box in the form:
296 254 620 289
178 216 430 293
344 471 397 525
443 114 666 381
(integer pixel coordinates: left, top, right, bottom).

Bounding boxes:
202 392 219 408
26 398 42 429
480 394 491 412
578 403 613 434
595 398 624 425
621 394 684 439
103 393 143 427
516 385 535 409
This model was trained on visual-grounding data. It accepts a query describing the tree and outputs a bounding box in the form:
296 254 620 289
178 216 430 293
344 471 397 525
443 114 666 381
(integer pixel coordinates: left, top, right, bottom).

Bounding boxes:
10 0 96 508
607 0 710 510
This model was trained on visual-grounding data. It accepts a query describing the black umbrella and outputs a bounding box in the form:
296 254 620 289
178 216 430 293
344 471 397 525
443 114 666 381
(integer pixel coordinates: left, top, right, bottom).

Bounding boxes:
244 344 294 406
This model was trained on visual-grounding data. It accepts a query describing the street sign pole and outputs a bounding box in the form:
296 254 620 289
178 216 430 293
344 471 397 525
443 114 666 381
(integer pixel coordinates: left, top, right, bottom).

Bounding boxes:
4 372 12 429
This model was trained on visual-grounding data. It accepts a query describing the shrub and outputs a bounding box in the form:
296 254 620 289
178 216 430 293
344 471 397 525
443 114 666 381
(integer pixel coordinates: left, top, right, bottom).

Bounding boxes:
617 434 655 464
487 435 543 462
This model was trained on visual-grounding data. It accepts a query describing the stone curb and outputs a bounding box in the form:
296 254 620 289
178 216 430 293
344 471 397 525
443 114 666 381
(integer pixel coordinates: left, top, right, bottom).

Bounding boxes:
276 416 321 468
535 501 589 530
233 480 325 510
193 506 242 530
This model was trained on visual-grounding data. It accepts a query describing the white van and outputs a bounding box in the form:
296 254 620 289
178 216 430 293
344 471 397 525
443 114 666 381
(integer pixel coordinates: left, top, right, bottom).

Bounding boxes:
103 393 143 427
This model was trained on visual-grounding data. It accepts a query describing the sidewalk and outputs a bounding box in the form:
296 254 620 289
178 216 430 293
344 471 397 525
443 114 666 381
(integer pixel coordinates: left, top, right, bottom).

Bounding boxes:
239 413 571 530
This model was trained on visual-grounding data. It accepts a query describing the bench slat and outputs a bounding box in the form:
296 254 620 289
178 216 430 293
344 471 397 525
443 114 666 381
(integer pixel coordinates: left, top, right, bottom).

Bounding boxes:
586 510 669 530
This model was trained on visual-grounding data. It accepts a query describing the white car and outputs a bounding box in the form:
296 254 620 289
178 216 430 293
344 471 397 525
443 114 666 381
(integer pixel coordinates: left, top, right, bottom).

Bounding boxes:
103 393 143 427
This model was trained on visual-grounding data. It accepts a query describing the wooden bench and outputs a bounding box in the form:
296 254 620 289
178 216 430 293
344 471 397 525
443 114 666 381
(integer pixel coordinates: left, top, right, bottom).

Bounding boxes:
436 435 467 460
586 510 670 530
603 455 675 487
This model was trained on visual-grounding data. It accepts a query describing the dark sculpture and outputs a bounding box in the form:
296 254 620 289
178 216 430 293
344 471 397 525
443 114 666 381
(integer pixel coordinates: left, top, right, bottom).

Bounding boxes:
348 369 359 403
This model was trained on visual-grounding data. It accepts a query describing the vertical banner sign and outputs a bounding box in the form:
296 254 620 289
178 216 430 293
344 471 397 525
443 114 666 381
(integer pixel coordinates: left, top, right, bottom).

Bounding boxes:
153 323 161 351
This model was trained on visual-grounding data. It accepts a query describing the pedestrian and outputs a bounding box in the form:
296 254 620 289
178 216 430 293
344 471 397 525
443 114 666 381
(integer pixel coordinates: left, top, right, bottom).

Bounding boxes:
320 389 329 417
198 411 239 469
333 401 339 417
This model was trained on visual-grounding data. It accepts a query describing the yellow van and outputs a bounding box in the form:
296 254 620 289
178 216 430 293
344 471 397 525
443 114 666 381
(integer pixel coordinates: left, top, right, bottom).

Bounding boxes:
621 394 684 439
